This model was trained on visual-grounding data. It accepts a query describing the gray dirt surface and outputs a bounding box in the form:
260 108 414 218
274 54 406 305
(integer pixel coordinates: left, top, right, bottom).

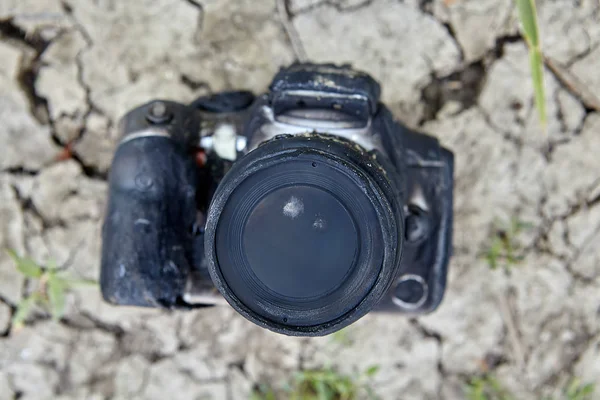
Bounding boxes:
1 0 599 399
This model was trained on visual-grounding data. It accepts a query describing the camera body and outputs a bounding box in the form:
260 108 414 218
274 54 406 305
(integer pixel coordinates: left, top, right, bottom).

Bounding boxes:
100 63 454 336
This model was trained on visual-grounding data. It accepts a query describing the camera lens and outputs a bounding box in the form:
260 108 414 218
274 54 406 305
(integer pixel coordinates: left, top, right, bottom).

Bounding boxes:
205 135 403 336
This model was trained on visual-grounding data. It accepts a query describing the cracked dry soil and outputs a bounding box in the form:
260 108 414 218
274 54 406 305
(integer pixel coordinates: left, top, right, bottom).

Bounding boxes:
1 0 600 399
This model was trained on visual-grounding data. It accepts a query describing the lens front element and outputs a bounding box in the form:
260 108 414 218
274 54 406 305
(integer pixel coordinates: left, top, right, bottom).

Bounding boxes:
205 135 403 336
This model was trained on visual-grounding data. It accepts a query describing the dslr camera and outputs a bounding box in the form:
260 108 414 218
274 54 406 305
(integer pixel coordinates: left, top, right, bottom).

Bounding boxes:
100 63 454 336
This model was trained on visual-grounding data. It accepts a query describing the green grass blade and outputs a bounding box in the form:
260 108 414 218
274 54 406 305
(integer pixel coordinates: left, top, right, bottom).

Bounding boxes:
6 249 43 278
516 0 547 127
12 296 37 329
314 379 331 400
516 0 539 47
485 238 503 270
48 272 67 321
365 365 380 378
66 278 98 287
579 383 596 396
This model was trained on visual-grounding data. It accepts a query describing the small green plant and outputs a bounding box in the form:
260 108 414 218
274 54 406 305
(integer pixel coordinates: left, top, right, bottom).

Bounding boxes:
251 384 277 400
484 217 532 270
7 250 95 330
290 365 379 400
516 0 546 128
252 366 380 400
466 375 512 400
562 379 595 400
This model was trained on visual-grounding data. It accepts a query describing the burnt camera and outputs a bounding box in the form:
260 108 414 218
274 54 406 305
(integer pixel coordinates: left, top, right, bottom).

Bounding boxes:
100 63 454 336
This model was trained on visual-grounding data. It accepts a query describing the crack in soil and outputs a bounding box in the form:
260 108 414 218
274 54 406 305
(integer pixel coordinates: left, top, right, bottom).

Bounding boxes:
59 2 114 181
527 182 600 286
544 56 600 113
182 0 203 11
409 318 446 397
289 0 374 16
419 34 525 126
0 19 52 125
180 74 212 92
419 61 486 124
277 0 308 62
11 183 60 232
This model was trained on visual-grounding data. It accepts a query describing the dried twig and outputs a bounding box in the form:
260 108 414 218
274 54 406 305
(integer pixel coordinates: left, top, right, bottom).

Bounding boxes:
276 0 308 62
495 291 526 371
544 56 600 112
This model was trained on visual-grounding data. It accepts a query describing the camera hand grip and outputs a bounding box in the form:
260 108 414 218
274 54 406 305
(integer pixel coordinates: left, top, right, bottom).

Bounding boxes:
100 101 200 308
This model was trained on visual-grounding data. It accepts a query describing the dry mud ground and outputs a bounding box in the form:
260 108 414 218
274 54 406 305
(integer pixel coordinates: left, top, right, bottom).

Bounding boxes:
1 0 600 399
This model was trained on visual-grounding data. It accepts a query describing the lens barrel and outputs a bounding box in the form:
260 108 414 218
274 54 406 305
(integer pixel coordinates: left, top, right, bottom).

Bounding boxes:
205 135 403 336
